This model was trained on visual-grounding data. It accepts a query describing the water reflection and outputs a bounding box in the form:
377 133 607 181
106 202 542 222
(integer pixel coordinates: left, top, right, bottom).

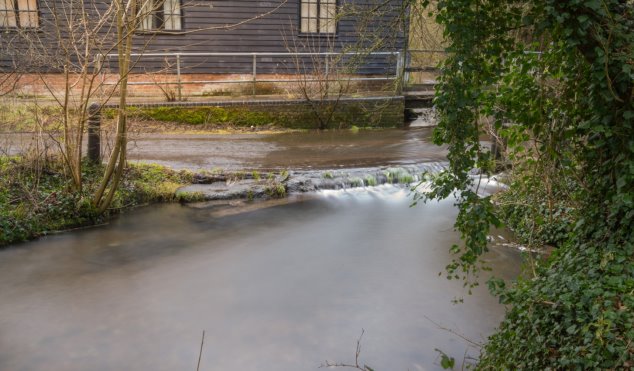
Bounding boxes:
0 186 520 371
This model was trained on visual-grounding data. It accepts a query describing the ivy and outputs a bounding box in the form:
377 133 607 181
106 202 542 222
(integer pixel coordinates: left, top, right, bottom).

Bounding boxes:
416 0 634 367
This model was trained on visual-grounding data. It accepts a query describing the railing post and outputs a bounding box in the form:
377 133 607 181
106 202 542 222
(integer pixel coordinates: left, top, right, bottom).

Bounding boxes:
87 103 101 163
252 54 257 96
395 51 405 94
176 54 182 101
95 54 104 96
403 50 411 85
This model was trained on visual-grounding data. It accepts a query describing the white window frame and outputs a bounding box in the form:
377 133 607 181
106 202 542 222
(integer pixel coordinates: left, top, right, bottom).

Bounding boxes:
300 0 337 35
138 0 182 32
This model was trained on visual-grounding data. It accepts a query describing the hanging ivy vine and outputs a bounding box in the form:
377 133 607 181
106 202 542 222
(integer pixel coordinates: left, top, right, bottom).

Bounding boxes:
416 0 633 368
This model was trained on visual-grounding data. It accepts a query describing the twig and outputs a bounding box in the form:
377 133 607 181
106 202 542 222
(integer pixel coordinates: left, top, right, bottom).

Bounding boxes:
196 330 205 371
320 329 374 370
41 222 111 235
424 316 483 348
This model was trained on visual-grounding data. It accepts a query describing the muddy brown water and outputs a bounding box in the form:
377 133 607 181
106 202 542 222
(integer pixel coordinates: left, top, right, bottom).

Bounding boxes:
126 128 447 170
0 186 521 371
1 127 446 170
130 128 446 170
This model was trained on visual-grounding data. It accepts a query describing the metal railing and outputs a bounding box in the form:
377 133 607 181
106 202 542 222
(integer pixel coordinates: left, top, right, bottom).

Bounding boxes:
404 49 447 84
98 51 406 100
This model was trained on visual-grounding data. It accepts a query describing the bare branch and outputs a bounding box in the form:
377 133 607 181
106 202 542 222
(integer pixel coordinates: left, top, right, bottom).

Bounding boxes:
319 329 376 371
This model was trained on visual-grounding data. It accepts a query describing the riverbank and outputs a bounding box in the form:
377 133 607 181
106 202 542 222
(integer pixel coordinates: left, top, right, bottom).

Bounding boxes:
0 157 201 247
0 153 445 247
1 123 446 247
0 94 406 135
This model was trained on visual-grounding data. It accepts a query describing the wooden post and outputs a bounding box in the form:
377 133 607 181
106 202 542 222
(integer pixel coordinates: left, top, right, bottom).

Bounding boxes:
87 103 101 163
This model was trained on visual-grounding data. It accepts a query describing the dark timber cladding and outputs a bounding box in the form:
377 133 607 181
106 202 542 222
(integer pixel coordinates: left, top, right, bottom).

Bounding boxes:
0 0 407 75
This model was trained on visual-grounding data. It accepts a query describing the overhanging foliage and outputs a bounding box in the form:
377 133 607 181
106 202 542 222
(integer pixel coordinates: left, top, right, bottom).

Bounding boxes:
417 0 633 367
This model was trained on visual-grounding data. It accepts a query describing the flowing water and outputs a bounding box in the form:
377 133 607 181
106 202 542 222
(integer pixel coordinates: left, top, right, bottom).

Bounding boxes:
127 128 448 171
1 127 447 171
0 186 521 371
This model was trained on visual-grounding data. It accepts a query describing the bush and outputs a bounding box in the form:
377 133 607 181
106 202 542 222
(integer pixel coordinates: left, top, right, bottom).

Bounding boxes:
0 157 193 247
422 0 634 367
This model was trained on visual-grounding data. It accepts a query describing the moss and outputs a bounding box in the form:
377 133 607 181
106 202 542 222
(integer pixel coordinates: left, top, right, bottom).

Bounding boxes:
348 177 364 187
3 98 404 133
323 171 334 179
118 98 404 130
126 106 274 127
0 157 194 247
175 191 206 203
385 167 414 184
265 183 286 198
201 82 284 97
364 175 378 187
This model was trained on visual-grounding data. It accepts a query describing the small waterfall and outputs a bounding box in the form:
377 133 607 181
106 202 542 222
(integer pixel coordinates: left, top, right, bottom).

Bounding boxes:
286 162 448 193
178 162 448 201
317 183 411 203
177 161 516 202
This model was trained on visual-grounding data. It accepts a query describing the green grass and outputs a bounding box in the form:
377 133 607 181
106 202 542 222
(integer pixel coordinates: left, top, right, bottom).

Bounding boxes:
0 157 195 247
384 167 414 184
348 177 364 187
0 104 63 132
124 106 275 127
265 183 286 198
364 175 378 187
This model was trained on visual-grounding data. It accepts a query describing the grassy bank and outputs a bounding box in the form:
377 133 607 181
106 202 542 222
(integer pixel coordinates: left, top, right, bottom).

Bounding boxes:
0 156 199 247
0 102 294 134
117 99 404 130
1 96 405 135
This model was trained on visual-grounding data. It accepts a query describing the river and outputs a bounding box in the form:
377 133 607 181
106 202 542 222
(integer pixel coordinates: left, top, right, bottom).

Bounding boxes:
0 127 520 370
1 127 446 171
0 184 520 371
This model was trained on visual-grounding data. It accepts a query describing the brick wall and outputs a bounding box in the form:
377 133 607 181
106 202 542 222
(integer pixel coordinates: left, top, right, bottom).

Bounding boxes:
2 73 396 101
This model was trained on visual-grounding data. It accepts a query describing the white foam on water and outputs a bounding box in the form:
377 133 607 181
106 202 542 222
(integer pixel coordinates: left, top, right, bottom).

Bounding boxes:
317 184 410 203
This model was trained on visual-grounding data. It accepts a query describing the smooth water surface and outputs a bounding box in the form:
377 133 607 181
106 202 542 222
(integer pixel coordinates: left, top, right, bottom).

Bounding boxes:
127 128 448 170
0 186 520 371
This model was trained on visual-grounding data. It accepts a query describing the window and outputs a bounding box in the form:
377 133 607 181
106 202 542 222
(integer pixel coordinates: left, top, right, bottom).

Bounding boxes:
0 0 39 28
139 0 181 31
300 0 336 34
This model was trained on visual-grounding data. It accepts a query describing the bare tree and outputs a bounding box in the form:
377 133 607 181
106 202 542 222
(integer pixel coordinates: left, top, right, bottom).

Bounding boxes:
92 0 139 213
282 0 408 130
284 31 355 130
2 0 295 213
1 0 122 191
